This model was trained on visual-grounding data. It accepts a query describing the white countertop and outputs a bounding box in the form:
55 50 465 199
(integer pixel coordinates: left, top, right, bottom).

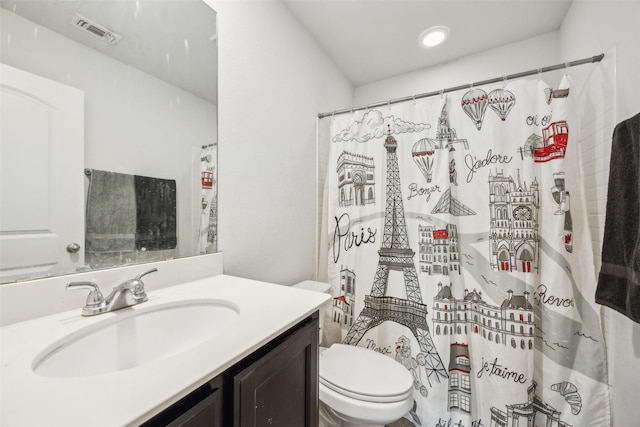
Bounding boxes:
0 274 330 426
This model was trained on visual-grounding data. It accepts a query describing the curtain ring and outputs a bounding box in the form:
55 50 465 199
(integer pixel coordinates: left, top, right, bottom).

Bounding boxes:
537 68 542 80
412 94 416 105
387 100 391 111
439 89 444 99
502 76 507 87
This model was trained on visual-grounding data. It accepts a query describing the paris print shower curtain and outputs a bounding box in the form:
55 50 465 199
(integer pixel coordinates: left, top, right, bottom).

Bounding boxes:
321 76 611 426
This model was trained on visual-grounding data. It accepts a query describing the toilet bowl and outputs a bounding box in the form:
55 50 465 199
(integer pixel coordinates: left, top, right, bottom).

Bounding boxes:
318 344 413 427
292 281 414 426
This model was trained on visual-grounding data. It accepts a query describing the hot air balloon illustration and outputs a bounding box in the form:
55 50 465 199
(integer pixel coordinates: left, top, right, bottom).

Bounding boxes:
412 138 436 183
488 88 516 121
461 88 488 130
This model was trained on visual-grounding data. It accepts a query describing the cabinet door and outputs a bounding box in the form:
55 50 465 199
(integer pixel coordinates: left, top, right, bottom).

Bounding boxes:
166 387 222 427
141 376 223 427
234 317 318 427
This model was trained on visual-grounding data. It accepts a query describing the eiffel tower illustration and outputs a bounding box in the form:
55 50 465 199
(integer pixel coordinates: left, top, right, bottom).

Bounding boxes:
343 125 448 386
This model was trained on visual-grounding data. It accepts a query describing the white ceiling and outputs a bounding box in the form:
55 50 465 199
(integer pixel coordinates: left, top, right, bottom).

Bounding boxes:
284 0 573 87
0 0 217 103
2 1 573 101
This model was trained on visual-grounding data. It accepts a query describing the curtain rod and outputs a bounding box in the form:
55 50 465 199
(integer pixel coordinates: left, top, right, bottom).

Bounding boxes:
318 53 604 119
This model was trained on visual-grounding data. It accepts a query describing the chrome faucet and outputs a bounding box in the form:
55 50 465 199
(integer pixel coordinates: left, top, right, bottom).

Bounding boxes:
67 268 157 316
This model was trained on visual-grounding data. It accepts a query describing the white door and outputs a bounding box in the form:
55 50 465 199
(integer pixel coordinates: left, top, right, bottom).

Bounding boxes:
0 63 84 283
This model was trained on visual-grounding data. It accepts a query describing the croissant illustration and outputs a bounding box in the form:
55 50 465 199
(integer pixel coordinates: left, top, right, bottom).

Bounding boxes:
551 381 583 415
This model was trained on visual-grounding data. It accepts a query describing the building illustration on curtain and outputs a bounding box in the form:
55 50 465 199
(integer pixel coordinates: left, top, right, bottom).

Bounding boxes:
490 382 573 427
342 126 448 386
337 151 376 207
432 284 534 349
332 266 356 329
488 170 539 273
448 343 471 413
418 224 462 275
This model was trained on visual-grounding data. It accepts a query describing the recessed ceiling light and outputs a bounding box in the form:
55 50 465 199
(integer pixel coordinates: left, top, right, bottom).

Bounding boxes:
419 26 450 49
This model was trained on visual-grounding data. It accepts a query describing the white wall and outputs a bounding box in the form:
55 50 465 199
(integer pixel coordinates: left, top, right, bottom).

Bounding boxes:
0 253 224 326
0 10 217 260
354 31 562 107
558 2 640 425
559 1 640 122
209 0 353 285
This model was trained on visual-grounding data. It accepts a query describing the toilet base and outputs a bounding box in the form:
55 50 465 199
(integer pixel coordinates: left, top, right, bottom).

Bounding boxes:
319 400 392 427
319 382 411 426
319 400 343 427
318 400 402 427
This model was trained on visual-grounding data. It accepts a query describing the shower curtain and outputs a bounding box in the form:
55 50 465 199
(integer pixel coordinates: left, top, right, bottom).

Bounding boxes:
199 143 217 254
321 76 611 426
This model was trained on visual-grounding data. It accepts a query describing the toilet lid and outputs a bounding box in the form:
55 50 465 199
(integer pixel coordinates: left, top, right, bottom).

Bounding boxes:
319 344 413 403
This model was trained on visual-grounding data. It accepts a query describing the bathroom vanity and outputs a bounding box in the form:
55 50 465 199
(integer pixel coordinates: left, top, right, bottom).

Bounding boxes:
142 312 318 426
0 273 329 426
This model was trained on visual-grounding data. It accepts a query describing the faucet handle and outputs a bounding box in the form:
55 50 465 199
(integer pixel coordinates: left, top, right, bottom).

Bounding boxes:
118 268 157 296
67 282 107 315
135 267 158 282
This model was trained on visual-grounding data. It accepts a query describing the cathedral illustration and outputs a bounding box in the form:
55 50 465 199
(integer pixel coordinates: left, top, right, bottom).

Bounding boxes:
488 170 539 273
433 283 535 350
337 151 376 207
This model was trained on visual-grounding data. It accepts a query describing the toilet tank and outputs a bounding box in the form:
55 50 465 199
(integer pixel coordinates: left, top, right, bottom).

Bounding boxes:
293 280 332 345
293 280 332 294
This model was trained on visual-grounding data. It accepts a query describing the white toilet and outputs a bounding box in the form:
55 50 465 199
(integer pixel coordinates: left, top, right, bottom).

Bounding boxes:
293 281 414 427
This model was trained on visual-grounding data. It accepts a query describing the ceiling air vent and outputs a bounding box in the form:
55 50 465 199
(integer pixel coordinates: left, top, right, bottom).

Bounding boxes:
69 13 122 45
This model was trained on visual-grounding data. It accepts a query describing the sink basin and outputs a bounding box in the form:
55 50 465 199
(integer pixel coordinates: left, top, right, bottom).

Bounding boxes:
33 301 239 378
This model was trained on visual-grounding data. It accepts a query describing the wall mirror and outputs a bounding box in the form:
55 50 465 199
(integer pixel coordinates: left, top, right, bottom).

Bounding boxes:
0 0 218 284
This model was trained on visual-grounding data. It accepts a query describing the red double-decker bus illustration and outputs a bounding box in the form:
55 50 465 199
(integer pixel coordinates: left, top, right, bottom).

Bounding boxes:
201 171 213 189
534 120 569 163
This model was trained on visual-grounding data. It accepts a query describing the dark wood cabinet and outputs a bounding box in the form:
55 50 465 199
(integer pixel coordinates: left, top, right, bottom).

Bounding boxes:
233 313 318 427
142 375 224 427
143 312 319 427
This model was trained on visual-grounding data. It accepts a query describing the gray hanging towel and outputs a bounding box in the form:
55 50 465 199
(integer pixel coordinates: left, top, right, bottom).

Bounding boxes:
85 170 137 254
134 175 177 251
595 112 640 323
